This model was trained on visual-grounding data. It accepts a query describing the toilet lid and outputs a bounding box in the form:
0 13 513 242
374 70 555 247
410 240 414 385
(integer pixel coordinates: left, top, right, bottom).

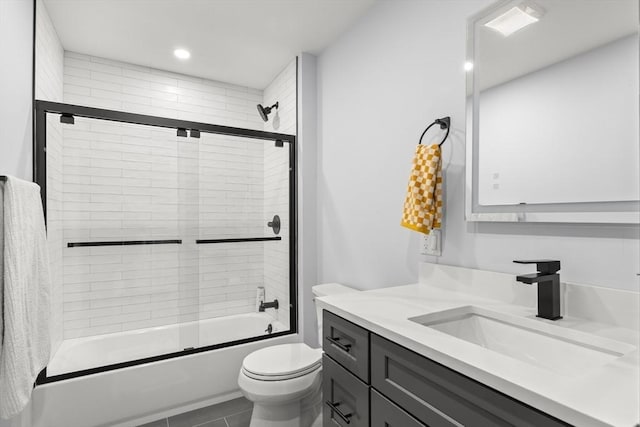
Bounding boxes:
242 343 322 380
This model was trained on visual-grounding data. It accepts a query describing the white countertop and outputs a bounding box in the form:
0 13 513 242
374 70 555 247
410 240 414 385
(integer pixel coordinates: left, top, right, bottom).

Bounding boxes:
316 269 640 427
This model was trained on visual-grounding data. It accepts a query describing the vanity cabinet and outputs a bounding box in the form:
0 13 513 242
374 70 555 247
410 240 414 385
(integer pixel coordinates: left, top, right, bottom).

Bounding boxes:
323 354 370 426
371 334 569 427
322 310 569 427
323 308 369 383
370 389 426 427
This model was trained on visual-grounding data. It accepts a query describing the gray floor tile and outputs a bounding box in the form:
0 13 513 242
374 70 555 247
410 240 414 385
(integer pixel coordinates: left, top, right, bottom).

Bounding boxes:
225 409 252 427
168 397 252 427
137 419 168 427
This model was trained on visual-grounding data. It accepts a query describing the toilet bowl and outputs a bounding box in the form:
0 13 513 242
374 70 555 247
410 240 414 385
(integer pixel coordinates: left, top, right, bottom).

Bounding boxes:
238 344 323 427
238 283 358 427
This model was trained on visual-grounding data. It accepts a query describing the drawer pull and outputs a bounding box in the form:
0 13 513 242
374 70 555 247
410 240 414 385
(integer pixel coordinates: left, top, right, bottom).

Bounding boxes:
326 336 352 353
325 401 353 424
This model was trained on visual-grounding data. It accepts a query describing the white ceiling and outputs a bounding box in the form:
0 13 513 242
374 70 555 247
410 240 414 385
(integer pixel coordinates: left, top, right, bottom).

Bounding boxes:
476 0 639 90
43 0 376 89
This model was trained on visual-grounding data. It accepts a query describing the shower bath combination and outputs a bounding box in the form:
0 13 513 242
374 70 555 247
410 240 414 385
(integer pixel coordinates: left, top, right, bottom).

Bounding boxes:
33 100 297 390
257 102 279 122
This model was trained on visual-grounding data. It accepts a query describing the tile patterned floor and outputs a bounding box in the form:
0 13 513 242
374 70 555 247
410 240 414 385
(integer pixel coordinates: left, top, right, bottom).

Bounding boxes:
138 397 252 427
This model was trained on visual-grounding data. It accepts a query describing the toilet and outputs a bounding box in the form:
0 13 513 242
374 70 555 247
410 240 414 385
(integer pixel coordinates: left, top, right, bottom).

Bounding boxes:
238 283 358 427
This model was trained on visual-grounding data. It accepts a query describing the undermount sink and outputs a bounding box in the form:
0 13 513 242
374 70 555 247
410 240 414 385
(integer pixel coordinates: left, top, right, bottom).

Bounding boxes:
409 306 635 377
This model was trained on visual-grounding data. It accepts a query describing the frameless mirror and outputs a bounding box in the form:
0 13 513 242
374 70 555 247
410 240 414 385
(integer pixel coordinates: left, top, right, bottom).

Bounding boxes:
466 0 639 223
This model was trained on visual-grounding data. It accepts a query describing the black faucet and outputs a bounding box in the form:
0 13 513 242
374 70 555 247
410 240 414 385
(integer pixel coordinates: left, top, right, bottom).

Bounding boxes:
259 299 279 312
513 260 562 320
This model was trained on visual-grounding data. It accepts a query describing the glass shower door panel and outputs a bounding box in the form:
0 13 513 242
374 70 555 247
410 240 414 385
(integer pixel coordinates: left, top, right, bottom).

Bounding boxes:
45 113 65 363
197 133 291 348
52 117 185 375
262 139 291 334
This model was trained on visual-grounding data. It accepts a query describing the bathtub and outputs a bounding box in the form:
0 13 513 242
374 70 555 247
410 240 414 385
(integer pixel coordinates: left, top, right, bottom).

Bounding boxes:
47 312 286 376
31 312 299 427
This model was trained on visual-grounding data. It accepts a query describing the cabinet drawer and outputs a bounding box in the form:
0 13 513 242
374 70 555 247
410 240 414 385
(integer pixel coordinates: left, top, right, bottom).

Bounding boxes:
323 354 369 427
323 310 369 382
370 389 426 427
371 334 569 427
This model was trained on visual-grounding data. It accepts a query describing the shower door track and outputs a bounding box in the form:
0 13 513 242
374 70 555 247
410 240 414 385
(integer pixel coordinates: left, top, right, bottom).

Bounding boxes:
33 100 298 385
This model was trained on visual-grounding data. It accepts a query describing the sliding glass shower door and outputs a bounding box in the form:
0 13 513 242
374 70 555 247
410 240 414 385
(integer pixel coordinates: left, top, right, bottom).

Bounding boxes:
38 102 295 380
47 117 192 375
196 132 291 348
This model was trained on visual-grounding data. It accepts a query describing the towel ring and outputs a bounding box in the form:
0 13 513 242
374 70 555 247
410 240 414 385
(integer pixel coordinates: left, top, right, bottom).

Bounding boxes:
418 116 451 146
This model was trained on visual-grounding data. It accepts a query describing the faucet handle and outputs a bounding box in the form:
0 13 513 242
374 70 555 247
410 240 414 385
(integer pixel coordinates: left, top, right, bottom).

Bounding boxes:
513 260 560 274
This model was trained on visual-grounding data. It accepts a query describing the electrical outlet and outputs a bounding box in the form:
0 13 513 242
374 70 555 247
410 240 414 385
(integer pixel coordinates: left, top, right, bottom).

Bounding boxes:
421 229 442 256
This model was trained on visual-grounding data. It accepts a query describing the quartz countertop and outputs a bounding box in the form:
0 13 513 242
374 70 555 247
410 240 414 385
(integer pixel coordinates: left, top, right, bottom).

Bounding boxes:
316 276 640 427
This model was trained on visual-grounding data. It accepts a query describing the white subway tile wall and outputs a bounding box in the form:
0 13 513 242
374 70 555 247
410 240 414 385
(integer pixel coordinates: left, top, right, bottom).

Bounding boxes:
36 0 64 355
63 52 265 129
262 59 297 329
59 52 294 339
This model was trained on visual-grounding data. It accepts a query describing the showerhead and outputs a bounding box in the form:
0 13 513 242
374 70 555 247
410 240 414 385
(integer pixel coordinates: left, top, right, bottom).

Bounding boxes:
257 102 279 122
257 104 269 121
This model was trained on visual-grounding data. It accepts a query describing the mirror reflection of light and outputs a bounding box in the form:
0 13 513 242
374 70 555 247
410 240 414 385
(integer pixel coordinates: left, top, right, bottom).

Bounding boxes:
464 62 474 71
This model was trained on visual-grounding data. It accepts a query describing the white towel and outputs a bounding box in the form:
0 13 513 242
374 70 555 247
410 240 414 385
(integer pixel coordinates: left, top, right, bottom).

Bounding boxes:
0 176 51 419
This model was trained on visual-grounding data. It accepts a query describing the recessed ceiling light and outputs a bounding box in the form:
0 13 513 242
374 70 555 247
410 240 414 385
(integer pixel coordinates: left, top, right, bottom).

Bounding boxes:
464 61 474 71
484 4 543 37
174 49 191 60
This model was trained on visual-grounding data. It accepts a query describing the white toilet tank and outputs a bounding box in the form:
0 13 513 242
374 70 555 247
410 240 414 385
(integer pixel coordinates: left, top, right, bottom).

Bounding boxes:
311 283 359 347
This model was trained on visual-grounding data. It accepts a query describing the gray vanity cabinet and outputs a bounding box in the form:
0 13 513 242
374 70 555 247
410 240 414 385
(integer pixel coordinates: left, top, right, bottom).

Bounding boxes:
323 310 570 427
370 389 426 427
371 334 569 427
323 309 370 382
323 354 370 426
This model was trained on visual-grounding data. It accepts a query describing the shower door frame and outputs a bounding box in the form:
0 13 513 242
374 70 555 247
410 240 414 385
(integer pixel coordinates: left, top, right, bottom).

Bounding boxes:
33 99 298 384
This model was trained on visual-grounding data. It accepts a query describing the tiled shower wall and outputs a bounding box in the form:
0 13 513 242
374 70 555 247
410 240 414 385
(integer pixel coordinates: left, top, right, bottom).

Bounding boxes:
262 59 297 328
62 52 265 129
59 52 277 338
35 0 64 353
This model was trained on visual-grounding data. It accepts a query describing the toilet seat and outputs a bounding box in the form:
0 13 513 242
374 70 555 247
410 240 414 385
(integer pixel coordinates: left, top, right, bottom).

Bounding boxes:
242 343 322 381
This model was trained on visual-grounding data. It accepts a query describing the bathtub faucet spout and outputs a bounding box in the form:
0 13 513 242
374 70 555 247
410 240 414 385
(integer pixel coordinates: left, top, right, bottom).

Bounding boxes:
259 299 279 312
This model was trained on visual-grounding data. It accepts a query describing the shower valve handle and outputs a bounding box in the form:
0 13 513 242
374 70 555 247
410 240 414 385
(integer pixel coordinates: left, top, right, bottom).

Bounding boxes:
267 215 281 235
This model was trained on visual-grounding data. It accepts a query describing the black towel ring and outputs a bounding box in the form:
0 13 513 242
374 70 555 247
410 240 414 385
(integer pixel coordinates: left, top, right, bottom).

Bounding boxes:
418 116 451 146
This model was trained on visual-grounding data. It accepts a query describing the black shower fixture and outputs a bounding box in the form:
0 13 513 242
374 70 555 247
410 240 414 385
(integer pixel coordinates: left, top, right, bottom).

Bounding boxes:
257 102 279 122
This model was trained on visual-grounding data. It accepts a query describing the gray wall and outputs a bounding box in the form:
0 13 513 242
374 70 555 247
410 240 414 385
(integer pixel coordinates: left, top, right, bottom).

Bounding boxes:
0 0 34 181
315 0 639 303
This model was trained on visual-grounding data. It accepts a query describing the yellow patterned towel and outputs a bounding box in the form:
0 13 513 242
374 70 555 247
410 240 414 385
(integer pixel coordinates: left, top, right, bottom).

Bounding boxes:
401 144 442 234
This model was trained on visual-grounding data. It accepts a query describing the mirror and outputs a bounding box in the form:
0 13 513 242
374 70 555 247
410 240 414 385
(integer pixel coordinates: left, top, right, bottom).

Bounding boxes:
466 0 639 223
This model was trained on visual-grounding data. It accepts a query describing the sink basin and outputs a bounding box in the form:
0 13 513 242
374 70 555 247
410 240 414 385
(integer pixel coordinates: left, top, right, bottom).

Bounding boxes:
409 306 635 376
